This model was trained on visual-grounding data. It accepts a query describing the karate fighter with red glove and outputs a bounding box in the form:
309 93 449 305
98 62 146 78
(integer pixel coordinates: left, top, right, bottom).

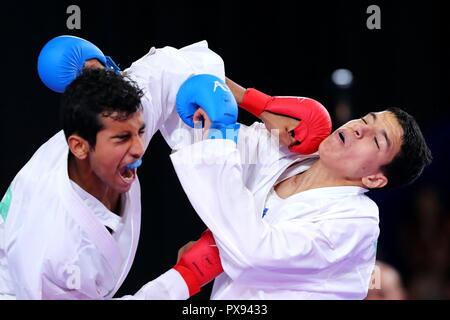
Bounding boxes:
170 73 383 300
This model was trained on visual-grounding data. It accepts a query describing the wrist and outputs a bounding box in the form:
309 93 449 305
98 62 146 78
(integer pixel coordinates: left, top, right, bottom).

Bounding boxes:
173 265 201 297
240 88 272 117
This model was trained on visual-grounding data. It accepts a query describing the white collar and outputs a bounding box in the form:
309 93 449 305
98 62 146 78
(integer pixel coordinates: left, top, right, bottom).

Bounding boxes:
69 180 123 233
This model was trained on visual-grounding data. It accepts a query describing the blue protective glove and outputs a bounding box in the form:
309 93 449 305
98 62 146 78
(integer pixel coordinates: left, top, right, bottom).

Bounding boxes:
37 35 121 93
176 74 240 143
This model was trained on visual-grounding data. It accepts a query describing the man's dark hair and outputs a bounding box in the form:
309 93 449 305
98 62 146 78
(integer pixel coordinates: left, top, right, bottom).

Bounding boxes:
61 68 144 148
379 107 432 190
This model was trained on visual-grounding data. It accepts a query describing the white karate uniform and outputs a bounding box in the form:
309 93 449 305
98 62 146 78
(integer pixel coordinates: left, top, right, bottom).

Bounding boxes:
169 122 380 300
0 40 225 299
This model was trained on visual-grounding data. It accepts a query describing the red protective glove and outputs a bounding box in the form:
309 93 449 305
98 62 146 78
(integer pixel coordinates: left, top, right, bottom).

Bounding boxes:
240 88 332 155
173 230 223 297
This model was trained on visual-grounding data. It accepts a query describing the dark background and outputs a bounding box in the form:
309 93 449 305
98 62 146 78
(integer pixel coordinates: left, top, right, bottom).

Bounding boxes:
0 1 449 299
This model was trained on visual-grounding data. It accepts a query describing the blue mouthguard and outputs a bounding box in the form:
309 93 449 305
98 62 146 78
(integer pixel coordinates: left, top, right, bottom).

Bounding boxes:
125 159 142 169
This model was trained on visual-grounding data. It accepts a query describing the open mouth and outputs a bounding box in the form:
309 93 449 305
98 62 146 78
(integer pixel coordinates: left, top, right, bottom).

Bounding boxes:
119 166 136 183
338 132 345 144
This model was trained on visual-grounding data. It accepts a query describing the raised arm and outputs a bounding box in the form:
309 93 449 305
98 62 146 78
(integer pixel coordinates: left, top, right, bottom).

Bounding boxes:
225 77 332 155
125 41 226 150
225 77 246 105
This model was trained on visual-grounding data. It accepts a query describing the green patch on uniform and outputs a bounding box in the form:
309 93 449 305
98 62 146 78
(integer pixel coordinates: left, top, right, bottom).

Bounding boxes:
0 187 12 222
374 240 378 250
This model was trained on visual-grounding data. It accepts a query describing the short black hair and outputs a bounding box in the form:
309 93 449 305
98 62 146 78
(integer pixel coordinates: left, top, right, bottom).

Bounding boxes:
61 68 144 148
379 107 432 190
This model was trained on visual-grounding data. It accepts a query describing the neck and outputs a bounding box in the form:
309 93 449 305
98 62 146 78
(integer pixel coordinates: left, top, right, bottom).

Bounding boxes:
293 159 362 193
68 155 121 213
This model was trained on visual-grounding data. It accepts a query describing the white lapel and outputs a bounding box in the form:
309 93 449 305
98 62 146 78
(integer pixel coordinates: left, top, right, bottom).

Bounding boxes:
55 134 124 279
108 179 141 297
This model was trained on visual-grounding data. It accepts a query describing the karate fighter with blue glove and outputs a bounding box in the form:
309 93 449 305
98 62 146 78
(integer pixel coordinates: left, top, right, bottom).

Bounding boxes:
0 35 226 299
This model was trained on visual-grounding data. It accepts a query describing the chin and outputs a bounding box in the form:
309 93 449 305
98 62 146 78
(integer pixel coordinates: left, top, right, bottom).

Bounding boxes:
118 184 132 194
112 181 132 194
317 140 329 156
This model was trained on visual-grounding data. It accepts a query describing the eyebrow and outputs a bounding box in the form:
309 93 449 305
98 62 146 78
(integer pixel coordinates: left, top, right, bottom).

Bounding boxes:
111 123 146 139
369 112 392 149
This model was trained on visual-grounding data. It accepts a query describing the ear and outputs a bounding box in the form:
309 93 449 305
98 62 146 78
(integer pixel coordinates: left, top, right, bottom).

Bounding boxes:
84 58 105 69
361 172 388 189
67 135 90 160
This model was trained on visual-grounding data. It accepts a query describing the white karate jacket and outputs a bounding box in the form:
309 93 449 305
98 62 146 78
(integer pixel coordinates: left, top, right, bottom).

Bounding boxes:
170 123 380 299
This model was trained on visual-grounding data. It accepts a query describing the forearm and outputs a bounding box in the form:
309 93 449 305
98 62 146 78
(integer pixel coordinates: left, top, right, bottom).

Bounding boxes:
170 140 267 273
225 77 246 105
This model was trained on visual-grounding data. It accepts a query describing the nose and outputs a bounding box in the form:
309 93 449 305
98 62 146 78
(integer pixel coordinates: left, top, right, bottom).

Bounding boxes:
130 135 145 158
353 123 369 139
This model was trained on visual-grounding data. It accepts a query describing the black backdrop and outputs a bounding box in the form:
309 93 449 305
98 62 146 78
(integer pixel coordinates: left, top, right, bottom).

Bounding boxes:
0 1 448 299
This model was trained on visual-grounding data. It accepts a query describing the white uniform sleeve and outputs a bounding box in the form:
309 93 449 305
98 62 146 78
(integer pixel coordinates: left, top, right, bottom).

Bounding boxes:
170 140 376 289
11 254 189 299
15 257 189 299
124 41 225 150
116 269 189 300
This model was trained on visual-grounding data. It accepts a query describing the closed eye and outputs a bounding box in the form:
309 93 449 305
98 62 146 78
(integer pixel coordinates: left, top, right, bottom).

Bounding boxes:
361 117 379 149
115 134 130 140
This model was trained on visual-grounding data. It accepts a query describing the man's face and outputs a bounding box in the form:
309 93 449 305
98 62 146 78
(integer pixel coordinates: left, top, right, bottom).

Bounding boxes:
88 110 146 193
318 111 403 188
